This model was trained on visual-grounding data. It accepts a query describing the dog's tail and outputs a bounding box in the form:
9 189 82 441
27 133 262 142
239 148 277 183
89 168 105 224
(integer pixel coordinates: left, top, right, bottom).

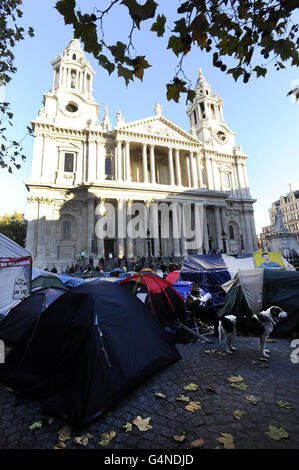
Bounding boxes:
218 320 225 343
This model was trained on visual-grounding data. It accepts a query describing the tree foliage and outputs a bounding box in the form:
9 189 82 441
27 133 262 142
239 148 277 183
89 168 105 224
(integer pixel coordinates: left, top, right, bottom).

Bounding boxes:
0 211 27 247
55 0 299 103
0 0 34 172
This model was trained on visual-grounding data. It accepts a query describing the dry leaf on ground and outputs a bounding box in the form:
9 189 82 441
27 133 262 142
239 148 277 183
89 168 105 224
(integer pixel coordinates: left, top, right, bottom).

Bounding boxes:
133 416 152 432
277 400 292 409
53 441 66 449
58 425 72 442
265 425 288 441
154 392 166 399
122 422 132 432
185 401 201 412
176 394 190 402
73 433 93 447
227 375 244 383
191 438 205 448
230 382 248 390
183 383 198 391
173 433 186 442
98 431 116 446
217 433 235 449
233 410 245 420
246 395 258 404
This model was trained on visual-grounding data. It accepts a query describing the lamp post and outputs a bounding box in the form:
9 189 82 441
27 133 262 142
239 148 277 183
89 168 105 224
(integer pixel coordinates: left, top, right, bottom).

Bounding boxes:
221 231 227 253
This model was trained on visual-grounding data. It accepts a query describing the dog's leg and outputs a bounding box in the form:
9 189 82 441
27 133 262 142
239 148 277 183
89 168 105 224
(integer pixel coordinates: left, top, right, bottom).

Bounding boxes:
224 334 234 354
259 335 270 358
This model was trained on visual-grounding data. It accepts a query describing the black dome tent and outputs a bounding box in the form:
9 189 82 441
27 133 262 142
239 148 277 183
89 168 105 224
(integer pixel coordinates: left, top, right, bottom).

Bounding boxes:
0 281 180 424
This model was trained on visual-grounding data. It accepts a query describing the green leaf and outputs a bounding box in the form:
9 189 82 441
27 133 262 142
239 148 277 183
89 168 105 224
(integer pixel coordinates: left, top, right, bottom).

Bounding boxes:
97 55 115 75
132 55 151 80
253 65 267 77
117 64 134 86
167 35 184 56
55 0 77 25
121 0 157 29
151 14 166 37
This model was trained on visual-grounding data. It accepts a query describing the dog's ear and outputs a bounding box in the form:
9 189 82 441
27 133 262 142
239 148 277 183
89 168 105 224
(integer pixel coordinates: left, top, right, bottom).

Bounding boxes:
269 306 281 319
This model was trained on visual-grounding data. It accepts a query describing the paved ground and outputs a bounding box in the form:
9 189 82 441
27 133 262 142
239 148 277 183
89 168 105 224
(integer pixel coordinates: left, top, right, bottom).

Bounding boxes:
0 335 298 450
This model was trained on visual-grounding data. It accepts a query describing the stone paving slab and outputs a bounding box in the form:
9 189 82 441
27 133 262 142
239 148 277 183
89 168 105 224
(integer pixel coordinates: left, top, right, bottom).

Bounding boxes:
0 336 298 450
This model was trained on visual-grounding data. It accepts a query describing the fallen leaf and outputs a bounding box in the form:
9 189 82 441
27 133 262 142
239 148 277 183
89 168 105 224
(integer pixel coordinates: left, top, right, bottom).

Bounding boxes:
53 441 66 449
173 433 186 442
217 433 235 449
265 425 288 441
29 421 43 431
277 400 293 410
133 416 152 432
258 357 269 362
176 394 190 402
58 425 72 442
122 422 132 432
73 433 93 447
233 410 245 420
185 401 201 412
191 438 205 448
206 385 216 393
246 395 258 405
154 392 166 399
98 431 116 446
227 375 244 383
266 339 275 343
183 383 198 391
230 382 248 390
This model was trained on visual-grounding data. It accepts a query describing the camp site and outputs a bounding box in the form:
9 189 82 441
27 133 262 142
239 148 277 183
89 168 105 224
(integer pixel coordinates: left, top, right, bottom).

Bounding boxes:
1 233 299 450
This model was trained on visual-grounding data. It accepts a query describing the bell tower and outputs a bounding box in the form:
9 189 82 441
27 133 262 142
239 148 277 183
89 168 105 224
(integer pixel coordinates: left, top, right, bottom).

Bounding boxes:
187 68 236 150
35 38 99 130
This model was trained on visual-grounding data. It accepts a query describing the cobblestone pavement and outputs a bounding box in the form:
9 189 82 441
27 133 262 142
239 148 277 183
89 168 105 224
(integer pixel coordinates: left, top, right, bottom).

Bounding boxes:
0 336 298 450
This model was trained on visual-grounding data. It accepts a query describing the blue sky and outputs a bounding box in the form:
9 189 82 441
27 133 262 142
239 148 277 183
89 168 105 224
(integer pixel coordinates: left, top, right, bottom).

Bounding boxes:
0 0 298 234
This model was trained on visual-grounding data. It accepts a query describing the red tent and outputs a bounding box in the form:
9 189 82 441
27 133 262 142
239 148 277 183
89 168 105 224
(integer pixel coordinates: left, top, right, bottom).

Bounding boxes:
165 270 180 284
118 273 186 326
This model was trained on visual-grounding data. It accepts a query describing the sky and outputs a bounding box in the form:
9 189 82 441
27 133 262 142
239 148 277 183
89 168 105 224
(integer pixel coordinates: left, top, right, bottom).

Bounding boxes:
0 0 298 235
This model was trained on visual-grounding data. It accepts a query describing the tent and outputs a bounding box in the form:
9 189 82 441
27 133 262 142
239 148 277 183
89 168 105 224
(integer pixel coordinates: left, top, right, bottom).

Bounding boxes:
0 234 32 317
171 281 206 301
180 255 231 304
118 273 186 327
0 281 180 424
31 274 68 291
165 270 181 284
0 287 66 345
219 268 299 338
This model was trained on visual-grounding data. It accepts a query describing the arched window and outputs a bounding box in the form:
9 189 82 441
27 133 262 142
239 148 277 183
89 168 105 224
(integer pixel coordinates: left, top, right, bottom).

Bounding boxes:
63 220 72 241
105 157 112 179
229 225 234 240
72 54 76 60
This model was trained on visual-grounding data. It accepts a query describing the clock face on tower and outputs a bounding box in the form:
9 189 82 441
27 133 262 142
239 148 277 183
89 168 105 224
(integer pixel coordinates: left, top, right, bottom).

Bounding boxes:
214 128 228 144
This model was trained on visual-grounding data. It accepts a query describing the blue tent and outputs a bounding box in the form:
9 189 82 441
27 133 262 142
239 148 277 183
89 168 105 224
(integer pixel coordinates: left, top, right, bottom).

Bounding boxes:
180 255 231 304
171 281 207 301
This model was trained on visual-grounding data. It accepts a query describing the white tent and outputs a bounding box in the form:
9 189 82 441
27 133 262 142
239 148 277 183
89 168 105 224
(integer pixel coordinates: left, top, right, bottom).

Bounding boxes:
0 234 32 317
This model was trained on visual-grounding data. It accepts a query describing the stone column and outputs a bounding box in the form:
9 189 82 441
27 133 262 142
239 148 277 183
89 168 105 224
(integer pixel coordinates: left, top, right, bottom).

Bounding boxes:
126 199 134 258
150 145 156 184
196 153 203 188
214 206 223 251
87 197 95 254
168 148 175 186
26 197 39 260
150 202 159 256
202 205 210 254
116 141 122 182
117 199 126 258
125 141 131 181
142 143 148 183
175 149 182 186
191 152 198 188
172 203 181 257
180 203 187 256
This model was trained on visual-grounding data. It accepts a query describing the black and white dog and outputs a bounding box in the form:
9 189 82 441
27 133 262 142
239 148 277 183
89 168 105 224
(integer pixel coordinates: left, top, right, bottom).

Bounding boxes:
219 306 288 358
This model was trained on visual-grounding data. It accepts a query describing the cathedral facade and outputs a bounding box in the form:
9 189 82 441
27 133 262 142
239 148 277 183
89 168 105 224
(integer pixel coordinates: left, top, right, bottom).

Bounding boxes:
25 39 257 271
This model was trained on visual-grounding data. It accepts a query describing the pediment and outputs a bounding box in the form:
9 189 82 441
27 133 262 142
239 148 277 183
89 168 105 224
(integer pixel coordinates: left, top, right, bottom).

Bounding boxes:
117 116 199 144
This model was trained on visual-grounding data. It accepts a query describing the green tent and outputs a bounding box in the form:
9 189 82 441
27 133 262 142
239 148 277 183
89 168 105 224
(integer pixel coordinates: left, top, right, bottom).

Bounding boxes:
219 268 299 338
31 274 68 292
